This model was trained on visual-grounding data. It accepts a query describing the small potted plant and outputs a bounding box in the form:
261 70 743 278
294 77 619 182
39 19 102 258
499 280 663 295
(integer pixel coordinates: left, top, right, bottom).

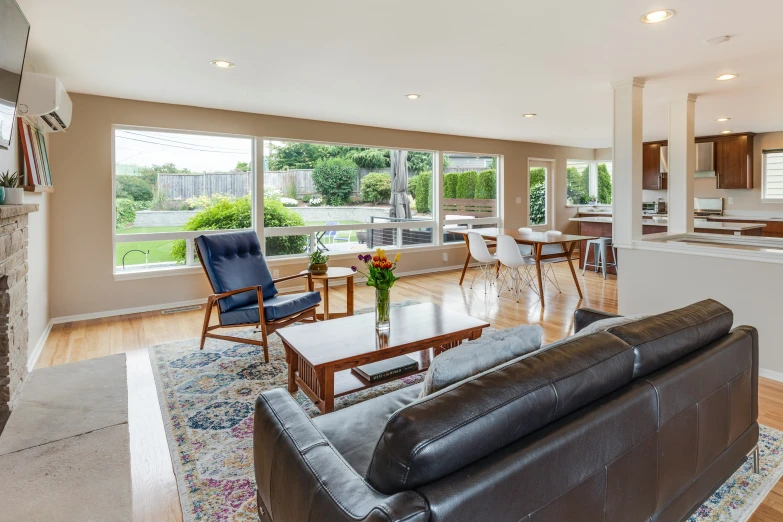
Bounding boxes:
0 171 22 205
307 250 329 275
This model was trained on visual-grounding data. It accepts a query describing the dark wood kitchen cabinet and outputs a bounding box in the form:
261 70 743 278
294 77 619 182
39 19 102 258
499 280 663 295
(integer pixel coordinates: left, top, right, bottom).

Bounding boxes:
643 142 666 190
715 133 754 189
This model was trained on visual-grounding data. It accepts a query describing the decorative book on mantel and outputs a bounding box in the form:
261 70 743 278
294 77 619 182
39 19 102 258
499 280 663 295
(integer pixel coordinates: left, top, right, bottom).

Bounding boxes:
352 355 419 383
16 117 54 193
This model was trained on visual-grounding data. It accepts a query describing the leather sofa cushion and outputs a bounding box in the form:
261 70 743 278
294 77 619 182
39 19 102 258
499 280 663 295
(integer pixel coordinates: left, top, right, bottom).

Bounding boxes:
365 331 634 494
608 299 733 379
418 324 542 397
313 385 422 475
220 291 321 325
195 231 277 313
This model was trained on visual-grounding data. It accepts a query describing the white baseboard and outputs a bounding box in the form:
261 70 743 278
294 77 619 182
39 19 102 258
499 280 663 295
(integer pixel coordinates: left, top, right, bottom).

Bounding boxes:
27 320 53 372
51 298 208 325
760 367 783 384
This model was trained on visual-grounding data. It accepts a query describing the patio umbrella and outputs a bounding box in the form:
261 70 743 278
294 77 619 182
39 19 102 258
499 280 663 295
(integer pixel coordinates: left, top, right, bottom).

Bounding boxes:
389 150 411 219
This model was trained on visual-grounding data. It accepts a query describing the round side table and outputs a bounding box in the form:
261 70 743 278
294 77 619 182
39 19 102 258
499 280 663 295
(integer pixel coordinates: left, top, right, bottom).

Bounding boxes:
300 267 355 320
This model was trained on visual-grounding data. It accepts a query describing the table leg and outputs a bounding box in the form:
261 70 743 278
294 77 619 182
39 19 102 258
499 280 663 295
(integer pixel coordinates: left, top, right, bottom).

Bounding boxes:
323 280 330 320
287 345 299 393
535 243 545 307
459 235 471 285
563 241 584 299
347 275 354 316
318 367 335 414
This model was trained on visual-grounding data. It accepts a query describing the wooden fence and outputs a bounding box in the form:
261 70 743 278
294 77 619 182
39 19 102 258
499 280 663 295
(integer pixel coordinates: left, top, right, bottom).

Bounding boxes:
442 198 497 217
158 172 252 200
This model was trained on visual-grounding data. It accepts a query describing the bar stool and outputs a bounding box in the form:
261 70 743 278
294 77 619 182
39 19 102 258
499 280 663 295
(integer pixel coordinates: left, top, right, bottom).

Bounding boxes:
582 237 617 279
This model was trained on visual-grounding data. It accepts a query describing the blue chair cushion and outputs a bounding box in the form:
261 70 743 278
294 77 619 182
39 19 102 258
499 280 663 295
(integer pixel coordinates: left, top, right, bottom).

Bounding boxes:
195 231 277 313
220 291 322 325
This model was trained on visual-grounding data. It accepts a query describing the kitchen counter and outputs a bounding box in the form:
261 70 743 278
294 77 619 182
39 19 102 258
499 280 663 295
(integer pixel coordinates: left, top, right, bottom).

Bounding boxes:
569 217 766 275
569 216 767 232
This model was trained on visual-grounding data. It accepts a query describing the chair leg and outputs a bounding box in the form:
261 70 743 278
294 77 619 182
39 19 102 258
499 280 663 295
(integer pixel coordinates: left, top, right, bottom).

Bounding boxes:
260 321 270 363
200 297 215 350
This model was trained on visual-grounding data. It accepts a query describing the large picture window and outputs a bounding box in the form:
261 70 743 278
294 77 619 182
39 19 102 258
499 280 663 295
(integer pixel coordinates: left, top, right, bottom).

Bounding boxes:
441 153 500 243
261 140 436 257
566 160 612 205
113 127 254 274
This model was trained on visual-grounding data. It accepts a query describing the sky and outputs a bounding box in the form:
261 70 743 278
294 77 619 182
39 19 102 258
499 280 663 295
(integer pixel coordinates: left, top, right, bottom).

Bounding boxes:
114 129 251 172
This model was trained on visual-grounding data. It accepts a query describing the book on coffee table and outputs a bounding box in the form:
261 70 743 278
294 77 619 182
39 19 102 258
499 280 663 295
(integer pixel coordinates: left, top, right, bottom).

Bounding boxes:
352 355 419 383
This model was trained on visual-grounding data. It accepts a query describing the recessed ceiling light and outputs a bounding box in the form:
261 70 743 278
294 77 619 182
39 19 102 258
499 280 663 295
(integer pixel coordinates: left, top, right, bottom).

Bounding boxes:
522 113 537 118
210 60 235 69
641 9 675 23
405 94 421 100
715 73 739 81
716 117 731 122
721 130 733 134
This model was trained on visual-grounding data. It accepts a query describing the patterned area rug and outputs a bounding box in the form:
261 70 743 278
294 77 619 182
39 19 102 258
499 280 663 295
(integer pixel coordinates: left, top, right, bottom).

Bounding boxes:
150 304 783 522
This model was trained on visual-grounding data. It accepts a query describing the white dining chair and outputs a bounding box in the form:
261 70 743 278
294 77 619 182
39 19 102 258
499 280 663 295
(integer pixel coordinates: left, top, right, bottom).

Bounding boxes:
539 231 566 292
496 234 537 302
467 232 497 294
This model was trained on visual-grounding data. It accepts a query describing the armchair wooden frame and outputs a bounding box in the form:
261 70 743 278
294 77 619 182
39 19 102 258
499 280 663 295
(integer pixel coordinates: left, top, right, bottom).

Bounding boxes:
198 256 319 363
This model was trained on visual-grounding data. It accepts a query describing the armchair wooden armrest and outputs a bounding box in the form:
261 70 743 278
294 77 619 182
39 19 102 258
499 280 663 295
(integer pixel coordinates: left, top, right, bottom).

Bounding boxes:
212 285 265 301
274 271 314 291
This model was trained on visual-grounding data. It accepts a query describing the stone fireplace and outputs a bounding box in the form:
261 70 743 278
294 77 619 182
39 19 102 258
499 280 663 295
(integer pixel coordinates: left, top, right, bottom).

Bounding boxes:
0 204 39 434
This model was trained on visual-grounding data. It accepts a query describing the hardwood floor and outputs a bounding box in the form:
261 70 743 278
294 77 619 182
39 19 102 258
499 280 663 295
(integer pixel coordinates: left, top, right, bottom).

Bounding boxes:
36 265 783 521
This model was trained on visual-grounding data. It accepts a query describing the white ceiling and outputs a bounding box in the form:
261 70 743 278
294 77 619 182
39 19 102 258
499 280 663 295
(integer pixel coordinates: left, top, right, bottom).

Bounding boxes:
16 0 783 148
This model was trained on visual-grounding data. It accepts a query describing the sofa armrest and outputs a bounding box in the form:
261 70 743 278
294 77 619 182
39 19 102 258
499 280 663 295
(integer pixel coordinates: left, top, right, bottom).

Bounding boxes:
573 308 621 333
254 389 430 522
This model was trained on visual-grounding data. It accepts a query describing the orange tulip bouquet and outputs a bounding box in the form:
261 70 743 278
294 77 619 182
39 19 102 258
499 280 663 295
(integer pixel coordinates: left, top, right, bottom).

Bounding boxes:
352 248 401 330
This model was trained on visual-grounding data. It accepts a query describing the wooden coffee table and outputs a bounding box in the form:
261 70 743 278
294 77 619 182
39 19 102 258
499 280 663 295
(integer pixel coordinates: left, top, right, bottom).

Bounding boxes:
277 303 490 413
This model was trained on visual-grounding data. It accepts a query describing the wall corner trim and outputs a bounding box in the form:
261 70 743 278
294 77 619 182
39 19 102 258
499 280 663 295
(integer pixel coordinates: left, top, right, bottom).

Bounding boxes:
28 320 54 372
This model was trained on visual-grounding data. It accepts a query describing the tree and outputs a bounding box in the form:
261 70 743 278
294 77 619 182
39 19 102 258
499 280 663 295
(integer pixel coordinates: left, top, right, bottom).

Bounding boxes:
456 171 478 199
267 142 433 173
311 158 358 205
235 161 251 172
116 175 153 201
475 170 496 199
443 173 459 199
268 142 329 170
566 166 590 204
529 167 547 225
597 163 612 204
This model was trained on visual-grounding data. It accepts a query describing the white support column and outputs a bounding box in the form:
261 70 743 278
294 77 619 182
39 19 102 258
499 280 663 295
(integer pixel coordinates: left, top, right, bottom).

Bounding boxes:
667 95 697 235
611 78 645 247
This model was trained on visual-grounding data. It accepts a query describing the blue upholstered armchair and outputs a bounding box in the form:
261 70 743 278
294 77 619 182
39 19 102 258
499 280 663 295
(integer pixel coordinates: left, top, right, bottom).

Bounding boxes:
195 231 321 362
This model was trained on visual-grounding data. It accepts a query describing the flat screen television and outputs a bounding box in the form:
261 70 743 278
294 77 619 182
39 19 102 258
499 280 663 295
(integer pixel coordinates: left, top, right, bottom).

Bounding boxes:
0 0 30 150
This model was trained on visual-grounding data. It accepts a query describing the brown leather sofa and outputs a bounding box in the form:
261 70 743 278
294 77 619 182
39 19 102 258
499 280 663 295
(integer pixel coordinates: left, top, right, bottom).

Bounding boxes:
253 299 759 522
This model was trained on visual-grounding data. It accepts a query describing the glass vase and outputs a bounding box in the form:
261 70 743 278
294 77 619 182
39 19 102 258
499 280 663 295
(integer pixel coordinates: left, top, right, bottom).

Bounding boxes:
375 286 391 331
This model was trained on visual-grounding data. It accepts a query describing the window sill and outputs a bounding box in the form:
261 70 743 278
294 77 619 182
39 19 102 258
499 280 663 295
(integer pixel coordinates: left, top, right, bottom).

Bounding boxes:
113 265 203 281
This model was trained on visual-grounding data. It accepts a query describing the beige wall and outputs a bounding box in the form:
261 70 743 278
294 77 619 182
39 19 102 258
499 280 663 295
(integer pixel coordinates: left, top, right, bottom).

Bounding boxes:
47 93 596 319
693 131 783 212
0 116 50 364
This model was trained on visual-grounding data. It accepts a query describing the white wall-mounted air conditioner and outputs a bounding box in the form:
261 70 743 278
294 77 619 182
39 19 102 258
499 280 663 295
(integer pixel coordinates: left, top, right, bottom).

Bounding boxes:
17 72 72 132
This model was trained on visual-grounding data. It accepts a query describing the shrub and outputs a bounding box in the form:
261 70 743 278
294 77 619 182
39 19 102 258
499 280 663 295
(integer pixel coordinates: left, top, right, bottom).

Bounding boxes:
475 169 496 199
115 198 136 231
116 175 153 201
308 197 323 207
360 172 392 203
280 197 298 207
172 195 308 261
415 171 432 214
443 172 459 199
529 182 546 225
407 177 418 199
456 171 478 199
311 158 358 205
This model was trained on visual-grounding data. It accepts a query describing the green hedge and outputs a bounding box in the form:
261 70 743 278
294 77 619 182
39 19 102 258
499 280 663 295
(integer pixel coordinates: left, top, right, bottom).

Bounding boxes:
443 173 458 199
115 198 136 231
415 172 432 214
116 175 153 202
312 158 358 205
456 171 478 199
407 177 418 200
475 169 496 199
360 172 391 203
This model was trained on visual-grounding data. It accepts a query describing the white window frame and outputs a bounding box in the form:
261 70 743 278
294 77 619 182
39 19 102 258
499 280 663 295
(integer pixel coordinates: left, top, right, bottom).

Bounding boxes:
528 158 554 229
111 125 256 280
761 149 783 203
440 151 503 240
565 159 613 206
